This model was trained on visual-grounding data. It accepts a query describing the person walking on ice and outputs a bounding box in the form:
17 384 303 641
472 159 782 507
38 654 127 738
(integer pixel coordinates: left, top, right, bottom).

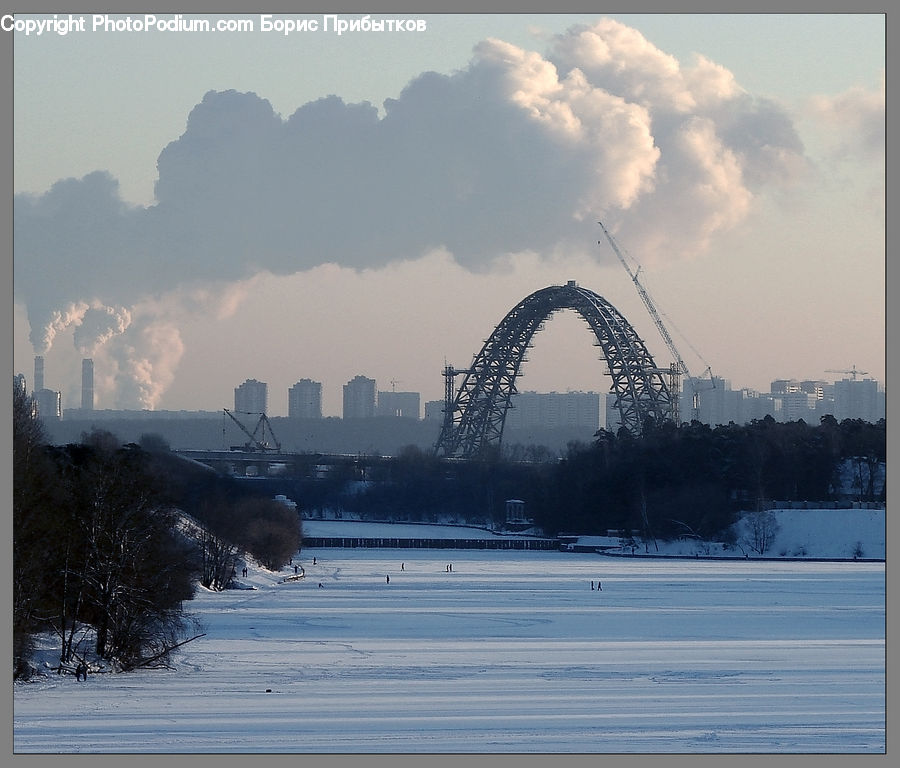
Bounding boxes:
386 575 390 584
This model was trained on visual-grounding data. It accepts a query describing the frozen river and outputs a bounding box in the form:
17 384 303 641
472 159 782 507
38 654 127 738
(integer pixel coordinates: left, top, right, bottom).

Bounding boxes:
13 549 885 754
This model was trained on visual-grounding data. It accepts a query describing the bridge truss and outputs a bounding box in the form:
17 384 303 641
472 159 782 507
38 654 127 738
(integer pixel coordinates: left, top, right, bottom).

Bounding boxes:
434 282 672 459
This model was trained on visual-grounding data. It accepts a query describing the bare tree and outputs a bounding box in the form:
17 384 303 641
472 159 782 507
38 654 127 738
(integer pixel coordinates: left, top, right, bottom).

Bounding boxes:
742 509 780 555
197 527 240 591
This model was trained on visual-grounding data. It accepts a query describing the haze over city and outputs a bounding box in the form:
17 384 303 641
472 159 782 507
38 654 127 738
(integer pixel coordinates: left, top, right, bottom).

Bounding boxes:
12 12 885 418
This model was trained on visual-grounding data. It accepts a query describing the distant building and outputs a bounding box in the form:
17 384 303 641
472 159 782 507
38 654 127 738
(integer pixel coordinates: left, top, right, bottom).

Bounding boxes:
762 378 819 423
343 375 376 419
14 373 26 396
687 376 736 426
734 388 779 423
288 379 322 419
770 378 801 395
31 355 60 421
234 378 268 414
779 390 818 422
831 378 883 423
610 371 883 431
424 400 445 421
799 380 827 400
506 391 601 431
377 390 421 419
81 358 94 411
32 388 61 421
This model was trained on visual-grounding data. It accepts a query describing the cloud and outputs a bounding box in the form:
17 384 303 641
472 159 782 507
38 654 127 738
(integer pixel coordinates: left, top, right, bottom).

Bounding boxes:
807 76 885 160
548 18 807 256
14 17 809 406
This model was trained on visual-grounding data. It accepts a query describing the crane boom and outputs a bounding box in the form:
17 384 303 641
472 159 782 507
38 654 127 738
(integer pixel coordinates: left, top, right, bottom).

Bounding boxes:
826 366 869 381
224 408 281 452
598 221 691 380
598 220 716 422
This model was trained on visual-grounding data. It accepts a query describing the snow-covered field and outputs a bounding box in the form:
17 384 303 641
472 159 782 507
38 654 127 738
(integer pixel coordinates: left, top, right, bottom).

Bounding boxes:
301 506 886 560
13 545 885 754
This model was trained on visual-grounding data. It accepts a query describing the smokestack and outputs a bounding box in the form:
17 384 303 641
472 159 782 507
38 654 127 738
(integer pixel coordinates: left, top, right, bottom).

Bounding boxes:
34 355 44 391
81 358 94 410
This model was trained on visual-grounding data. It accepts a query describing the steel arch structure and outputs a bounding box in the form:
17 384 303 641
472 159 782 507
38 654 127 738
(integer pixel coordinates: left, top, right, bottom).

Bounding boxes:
434 282 672 458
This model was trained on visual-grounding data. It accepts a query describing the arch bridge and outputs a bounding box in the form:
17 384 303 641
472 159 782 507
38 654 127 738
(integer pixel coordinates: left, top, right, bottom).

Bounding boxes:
434 281 673 459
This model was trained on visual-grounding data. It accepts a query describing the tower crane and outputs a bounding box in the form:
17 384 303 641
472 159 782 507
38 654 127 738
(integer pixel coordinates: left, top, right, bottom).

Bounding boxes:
598 220 714 423
826 365 869 381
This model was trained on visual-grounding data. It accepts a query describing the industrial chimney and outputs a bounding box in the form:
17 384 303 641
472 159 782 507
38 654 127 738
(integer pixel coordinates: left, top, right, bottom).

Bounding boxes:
33 356 44 392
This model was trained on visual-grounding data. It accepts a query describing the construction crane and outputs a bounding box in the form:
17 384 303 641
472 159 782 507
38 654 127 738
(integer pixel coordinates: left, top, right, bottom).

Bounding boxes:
223 408 281 452
826 365 869 381
597 220 714 423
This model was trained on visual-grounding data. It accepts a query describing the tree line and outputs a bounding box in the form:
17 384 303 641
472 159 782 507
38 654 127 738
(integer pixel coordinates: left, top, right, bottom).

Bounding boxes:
535 415 885 541
277 415 885 543
13 386 302 680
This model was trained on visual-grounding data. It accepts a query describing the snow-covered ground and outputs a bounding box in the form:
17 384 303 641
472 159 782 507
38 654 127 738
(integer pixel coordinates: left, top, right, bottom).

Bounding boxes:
14 534 885 753
302 506 886 561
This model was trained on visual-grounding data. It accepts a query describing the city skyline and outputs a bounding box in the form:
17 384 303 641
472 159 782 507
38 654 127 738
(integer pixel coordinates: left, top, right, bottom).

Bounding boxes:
24 350 885 429
11 13 885 417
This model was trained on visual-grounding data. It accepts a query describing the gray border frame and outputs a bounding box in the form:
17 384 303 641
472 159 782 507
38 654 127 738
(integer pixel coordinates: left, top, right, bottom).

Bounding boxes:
3 2 891 767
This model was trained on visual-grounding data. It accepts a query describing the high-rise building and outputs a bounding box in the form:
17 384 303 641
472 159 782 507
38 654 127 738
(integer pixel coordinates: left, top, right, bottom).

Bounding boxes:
377 390 421 419
234 378 268 414
779 391 817 422
343 375 376 419
799 380 827 400
770 378 801 394
81 358 94 410
288 379 323 419
605 392 622 433
506 391 600 431
832 378 883 423
690 377 736 426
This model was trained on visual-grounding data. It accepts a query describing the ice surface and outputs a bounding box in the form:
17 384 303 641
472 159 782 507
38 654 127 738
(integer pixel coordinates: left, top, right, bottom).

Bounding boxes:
13 547 885 754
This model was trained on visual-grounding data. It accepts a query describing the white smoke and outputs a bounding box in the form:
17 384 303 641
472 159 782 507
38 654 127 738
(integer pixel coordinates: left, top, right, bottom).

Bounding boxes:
37 301 89 354
72 303 132 356
107 319 185 410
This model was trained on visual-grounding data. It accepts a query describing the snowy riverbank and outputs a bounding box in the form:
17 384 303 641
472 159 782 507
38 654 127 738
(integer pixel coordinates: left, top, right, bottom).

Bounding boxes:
301 506 885 561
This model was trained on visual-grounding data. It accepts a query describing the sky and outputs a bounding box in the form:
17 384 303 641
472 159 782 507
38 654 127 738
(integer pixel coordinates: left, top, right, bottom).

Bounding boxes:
10 11 886 417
